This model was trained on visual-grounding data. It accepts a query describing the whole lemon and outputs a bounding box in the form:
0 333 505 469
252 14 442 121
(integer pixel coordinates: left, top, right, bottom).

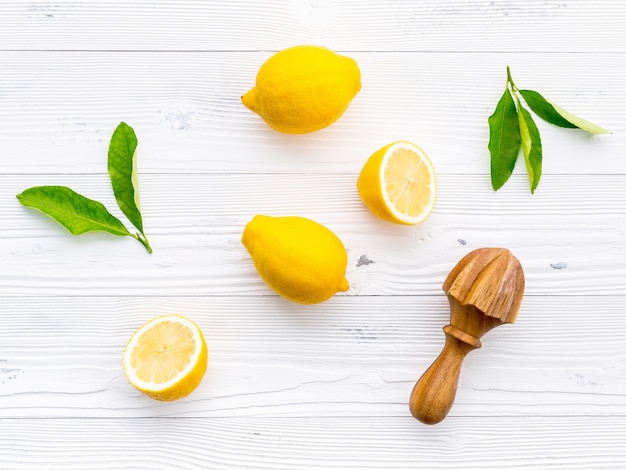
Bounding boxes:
241 215 349 304
241 45 361 134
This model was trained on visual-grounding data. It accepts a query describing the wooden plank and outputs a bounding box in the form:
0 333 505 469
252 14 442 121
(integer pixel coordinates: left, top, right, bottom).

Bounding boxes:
1 296 624 418
0 51 622 174
0 1 623 469
0 416 625 469
0 0 625 52
2 173 624 297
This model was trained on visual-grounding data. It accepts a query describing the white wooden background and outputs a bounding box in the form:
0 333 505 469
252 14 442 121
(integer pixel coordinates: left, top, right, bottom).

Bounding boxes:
1 1 625 468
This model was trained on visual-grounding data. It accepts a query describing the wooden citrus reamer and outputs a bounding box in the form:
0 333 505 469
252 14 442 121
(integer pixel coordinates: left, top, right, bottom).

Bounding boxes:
409 247 525 424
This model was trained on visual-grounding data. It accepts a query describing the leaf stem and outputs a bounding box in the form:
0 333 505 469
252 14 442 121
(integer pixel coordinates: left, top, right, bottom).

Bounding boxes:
132 232 153 254
506 66 517 91
506 66 524 111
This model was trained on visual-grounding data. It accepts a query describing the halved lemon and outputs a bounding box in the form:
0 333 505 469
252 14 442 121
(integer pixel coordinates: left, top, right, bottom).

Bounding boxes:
122 315 208 401
357 140 437 225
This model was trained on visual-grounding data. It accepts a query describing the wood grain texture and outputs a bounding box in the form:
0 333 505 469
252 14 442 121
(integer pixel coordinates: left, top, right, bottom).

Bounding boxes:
2 173 624 296
0 52 622 174
1 296 624 418
1 416 625 469
0 0 625 52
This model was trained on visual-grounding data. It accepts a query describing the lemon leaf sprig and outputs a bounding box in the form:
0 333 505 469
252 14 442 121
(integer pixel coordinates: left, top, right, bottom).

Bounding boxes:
488 67 609 193
16 122 152 253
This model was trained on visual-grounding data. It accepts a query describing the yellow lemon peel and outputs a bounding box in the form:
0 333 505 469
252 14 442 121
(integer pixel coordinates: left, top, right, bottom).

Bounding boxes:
242 215 349 304
242 45 361 134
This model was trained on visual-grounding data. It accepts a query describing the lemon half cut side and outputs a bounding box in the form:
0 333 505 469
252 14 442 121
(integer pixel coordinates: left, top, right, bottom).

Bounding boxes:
357 141 437 225
122 314 208 402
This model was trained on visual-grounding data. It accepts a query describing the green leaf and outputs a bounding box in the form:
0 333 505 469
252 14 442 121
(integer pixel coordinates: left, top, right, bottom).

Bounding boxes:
520 89 609 134
488 88 521 191
550 100 610 134
16 186 131 237
516 100 543 193
108 122 143 233
518 89 575 128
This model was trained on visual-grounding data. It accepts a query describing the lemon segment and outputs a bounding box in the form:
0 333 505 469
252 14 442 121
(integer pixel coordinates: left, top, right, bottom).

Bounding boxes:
242 45 361 134
357 141 437 225
122 315 208 401
241 215 349 304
